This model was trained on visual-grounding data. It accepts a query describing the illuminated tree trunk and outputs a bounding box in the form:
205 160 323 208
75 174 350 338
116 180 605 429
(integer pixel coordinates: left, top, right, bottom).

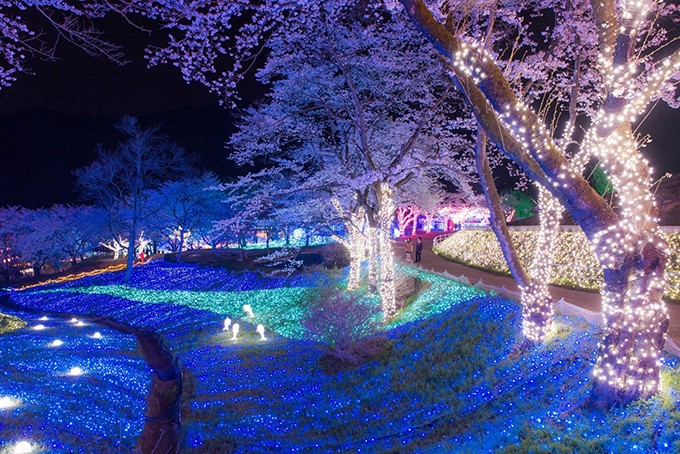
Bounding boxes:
475 127 554 344
176 228 186 262
347 233 363 290
401 0 671 405
588 125 669 407
332 199 366 291
379 183 396 319
367 223 378 294
522 186 560 343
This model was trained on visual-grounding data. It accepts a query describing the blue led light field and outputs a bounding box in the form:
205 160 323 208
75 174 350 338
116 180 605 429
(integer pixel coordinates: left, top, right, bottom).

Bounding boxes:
0 309 149 454
3 261 680 453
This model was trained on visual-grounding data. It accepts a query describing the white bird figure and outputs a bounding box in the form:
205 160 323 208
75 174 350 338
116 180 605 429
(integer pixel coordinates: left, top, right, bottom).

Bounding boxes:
256 324 266 341
223 317 232 332
231 323 240 341
243 304 254 318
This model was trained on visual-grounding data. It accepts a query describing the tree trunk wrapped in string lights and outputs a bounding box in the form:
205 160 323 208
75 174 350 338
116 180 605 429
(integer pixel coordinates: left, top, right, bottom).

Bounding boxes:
475 127 558 344
401 0 680 405
332 198 367 291
379 183 397 319
521 186 561 344
367 223 379 294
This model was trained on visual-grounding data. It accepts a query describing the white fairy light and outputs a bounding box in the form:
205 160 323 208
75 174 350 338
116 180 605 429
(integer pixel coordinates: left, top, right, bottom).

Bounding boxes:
49 339 64 347
379 183 396 319
332 199 367 291
32 324 46 331
92 332 102 339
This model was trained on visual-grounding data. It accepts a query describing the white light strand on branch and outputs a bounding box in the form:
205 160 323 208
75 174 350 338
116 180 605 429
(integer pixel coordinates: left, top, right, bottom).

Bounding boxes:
379 183 396 319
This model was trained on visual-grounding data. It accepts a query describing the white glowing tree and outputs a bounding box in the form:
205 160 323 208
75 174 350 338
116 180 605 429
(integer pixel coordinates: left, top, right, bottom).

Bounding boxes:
228 1 473 318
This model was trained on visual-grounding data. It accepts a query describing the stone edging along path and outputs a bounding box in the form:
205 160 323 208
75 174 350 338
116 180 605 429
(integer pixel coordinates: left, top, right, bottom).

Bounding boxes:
0 292 182 454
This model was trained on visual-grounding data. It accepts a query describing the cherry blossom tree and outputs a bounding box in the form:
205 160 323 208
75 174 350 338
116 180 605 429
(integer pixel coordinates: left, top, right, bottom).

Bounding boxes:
398 0 680 405
48 205 108 265
1 0 127 88
228 1 473 317
0 206 29 281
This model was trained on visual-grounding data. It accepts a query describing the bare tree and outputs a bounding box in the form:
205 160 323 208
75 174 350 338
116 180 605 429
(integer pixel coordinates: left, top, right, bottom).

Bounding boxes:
74 116 190 282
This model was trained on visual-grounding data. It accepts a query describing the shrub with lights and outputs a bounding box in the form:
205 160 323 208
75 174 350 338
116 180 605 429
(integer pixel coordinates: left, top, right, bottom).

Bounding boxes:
435 229 680 300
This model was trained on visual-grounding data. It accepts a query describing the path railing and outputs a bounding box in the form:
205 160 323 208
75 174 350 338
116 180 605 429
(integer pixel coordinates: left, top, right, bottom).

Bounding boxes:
432 233 454 249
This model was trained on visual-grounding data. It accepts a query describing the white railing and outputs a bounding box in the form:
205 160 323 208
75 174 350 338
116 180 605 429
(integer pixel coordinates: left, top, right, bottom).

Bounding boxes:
432 233 454 249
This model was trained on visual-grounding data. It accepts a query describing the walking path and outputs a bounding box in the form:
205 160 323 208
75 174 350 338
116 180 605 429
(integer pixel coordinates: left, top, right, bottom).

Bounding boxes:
397 232 680 343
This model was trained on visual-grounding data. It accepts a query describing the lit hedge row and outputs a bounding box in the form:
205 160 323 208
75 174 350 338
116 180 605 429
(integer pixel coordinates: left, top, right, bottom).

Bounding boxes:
434 230 680 300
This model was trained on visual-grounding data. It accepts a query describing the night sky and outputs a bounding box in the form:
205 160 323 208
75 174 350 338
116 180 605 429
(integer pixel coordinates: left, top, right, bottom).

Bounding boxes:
0 12 679 209
0 13 252 208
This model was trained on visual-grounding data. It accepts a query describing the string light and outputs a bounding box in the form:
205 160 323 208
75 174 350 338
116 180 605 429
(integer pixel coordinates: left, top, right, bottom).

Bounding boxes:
521 187 560 343
332 199 366 291
1 309 148 452
17 263 130 291
379 183 396 319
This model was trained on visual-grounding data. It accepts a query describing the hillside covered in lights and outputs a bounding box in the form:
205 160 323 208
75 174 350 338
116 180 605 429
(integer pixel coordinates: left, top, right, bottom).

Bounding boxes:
1 262 680 453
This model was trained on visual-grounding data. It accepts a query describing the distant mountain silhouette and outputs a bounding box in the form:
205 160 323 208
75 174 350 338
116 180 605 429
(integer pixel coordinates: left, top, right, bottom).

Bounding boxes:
0 105 240 208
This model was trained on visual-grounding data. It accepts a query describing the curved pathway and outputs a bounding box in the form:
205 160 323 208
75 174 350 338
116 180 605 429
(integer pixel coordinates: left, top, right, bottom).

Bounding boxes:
396 232 680 343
